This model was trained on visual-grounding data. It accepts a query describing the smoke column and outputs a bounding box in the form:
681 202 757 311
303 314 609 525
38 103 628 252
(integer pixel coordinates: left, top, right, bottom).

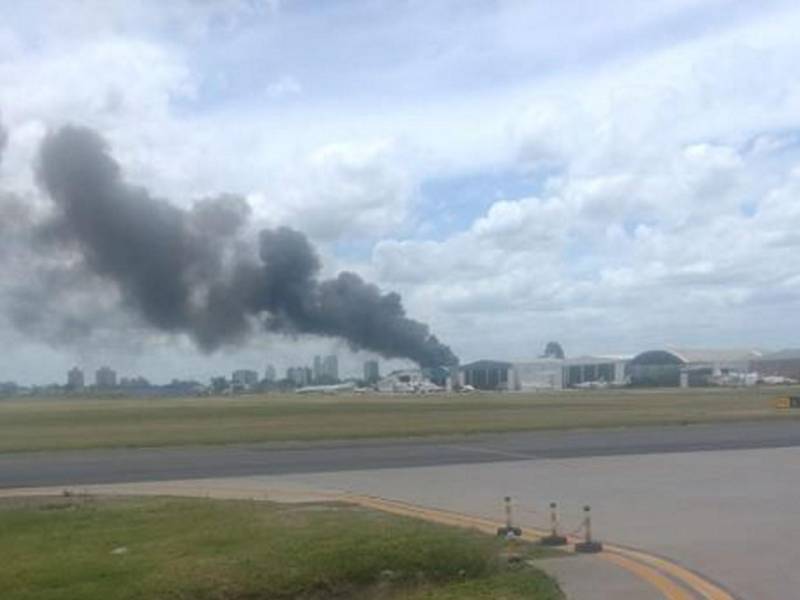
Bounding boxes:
36 126 457 367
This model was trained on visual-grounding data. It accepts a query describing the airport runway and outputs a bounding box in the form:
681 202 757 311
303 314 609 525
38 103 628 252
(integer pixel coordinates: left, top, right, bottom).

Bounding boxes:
3 419 800 488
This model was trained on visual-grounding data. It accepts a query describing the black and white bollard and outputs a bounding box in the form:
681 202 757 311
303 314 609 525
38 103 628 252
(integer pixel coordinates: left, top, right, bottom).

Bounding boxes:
574 505 603 553
540 502 568 546
496 496 522 538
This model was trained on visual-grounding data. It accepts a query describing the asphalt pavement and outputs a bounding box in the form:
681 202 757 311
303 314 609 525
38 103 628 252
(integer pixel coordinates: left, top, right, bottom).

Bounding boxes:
3 419 800 488
263 445 800 600
5 419 800 598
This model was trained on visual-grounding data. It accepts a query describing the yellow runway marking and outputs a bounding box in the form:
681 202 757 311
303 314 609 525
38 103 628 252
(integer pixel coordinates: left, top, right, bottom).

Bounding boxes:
345 494 736 600
602 552 693 600
605 546 734 600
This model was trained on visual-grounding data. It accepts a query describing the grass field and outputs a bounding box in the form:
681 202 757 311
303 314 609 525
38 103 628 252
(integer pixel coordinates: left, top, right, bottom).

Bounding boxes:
0 386 798 453
0 495 563 600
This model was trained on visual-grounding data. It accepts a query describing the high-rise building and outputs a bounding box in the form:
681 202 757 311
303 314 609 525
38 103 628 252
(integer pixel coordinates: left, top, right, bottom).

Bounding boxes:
232 369 259 389
363 360 380 384
67 367 84 390
287 366 310 387
95 366 117 388
313 355 323 383
322 355 339 381
264 364 276 382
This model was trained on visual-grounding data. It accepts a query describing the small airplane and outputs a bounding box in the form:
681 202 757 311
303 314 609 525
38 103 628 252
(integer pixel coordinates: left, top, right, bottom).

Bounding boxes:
295 382 357 394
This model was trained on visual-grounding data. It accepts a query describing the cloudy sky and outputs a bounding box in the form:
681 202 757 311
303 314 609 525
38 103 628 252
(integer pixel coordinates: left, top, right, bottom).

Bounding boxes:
2 0 800 384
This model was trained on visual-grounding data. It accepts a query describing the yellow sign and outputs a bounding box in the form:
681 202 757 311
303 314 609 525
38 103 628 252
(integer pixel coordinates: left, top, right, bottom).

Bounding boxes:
775 397 791 409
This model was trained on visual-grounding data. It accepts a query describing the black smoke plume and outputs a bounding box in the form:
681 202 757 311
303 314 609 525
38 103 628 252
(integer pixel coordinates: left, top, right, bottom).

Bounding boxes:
35 125 457 367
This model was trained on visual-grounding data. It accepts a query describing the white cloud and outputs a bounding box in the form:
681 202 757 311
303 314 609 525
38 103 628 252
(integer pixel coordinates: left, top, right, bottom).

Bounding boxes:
247 138 415 242
472 196 569 248
4 0 800 380
264 75 302 99
370 118 800 361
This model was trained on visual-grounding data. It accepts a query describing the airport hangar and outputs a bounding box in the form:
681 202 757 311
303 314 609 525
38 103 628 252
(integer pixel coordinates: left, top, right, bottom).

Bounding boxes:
459 356 629 391
626 348 761 387
625 348 800 386
752 349 800 380
458 347 800 391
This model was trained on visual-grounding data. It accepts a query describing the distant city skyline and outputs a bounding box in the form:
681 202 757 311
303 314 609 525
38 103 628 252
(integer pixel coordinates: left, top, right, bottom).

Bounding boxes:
11 338 800 388
54 353 386 389
1 343 796 394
